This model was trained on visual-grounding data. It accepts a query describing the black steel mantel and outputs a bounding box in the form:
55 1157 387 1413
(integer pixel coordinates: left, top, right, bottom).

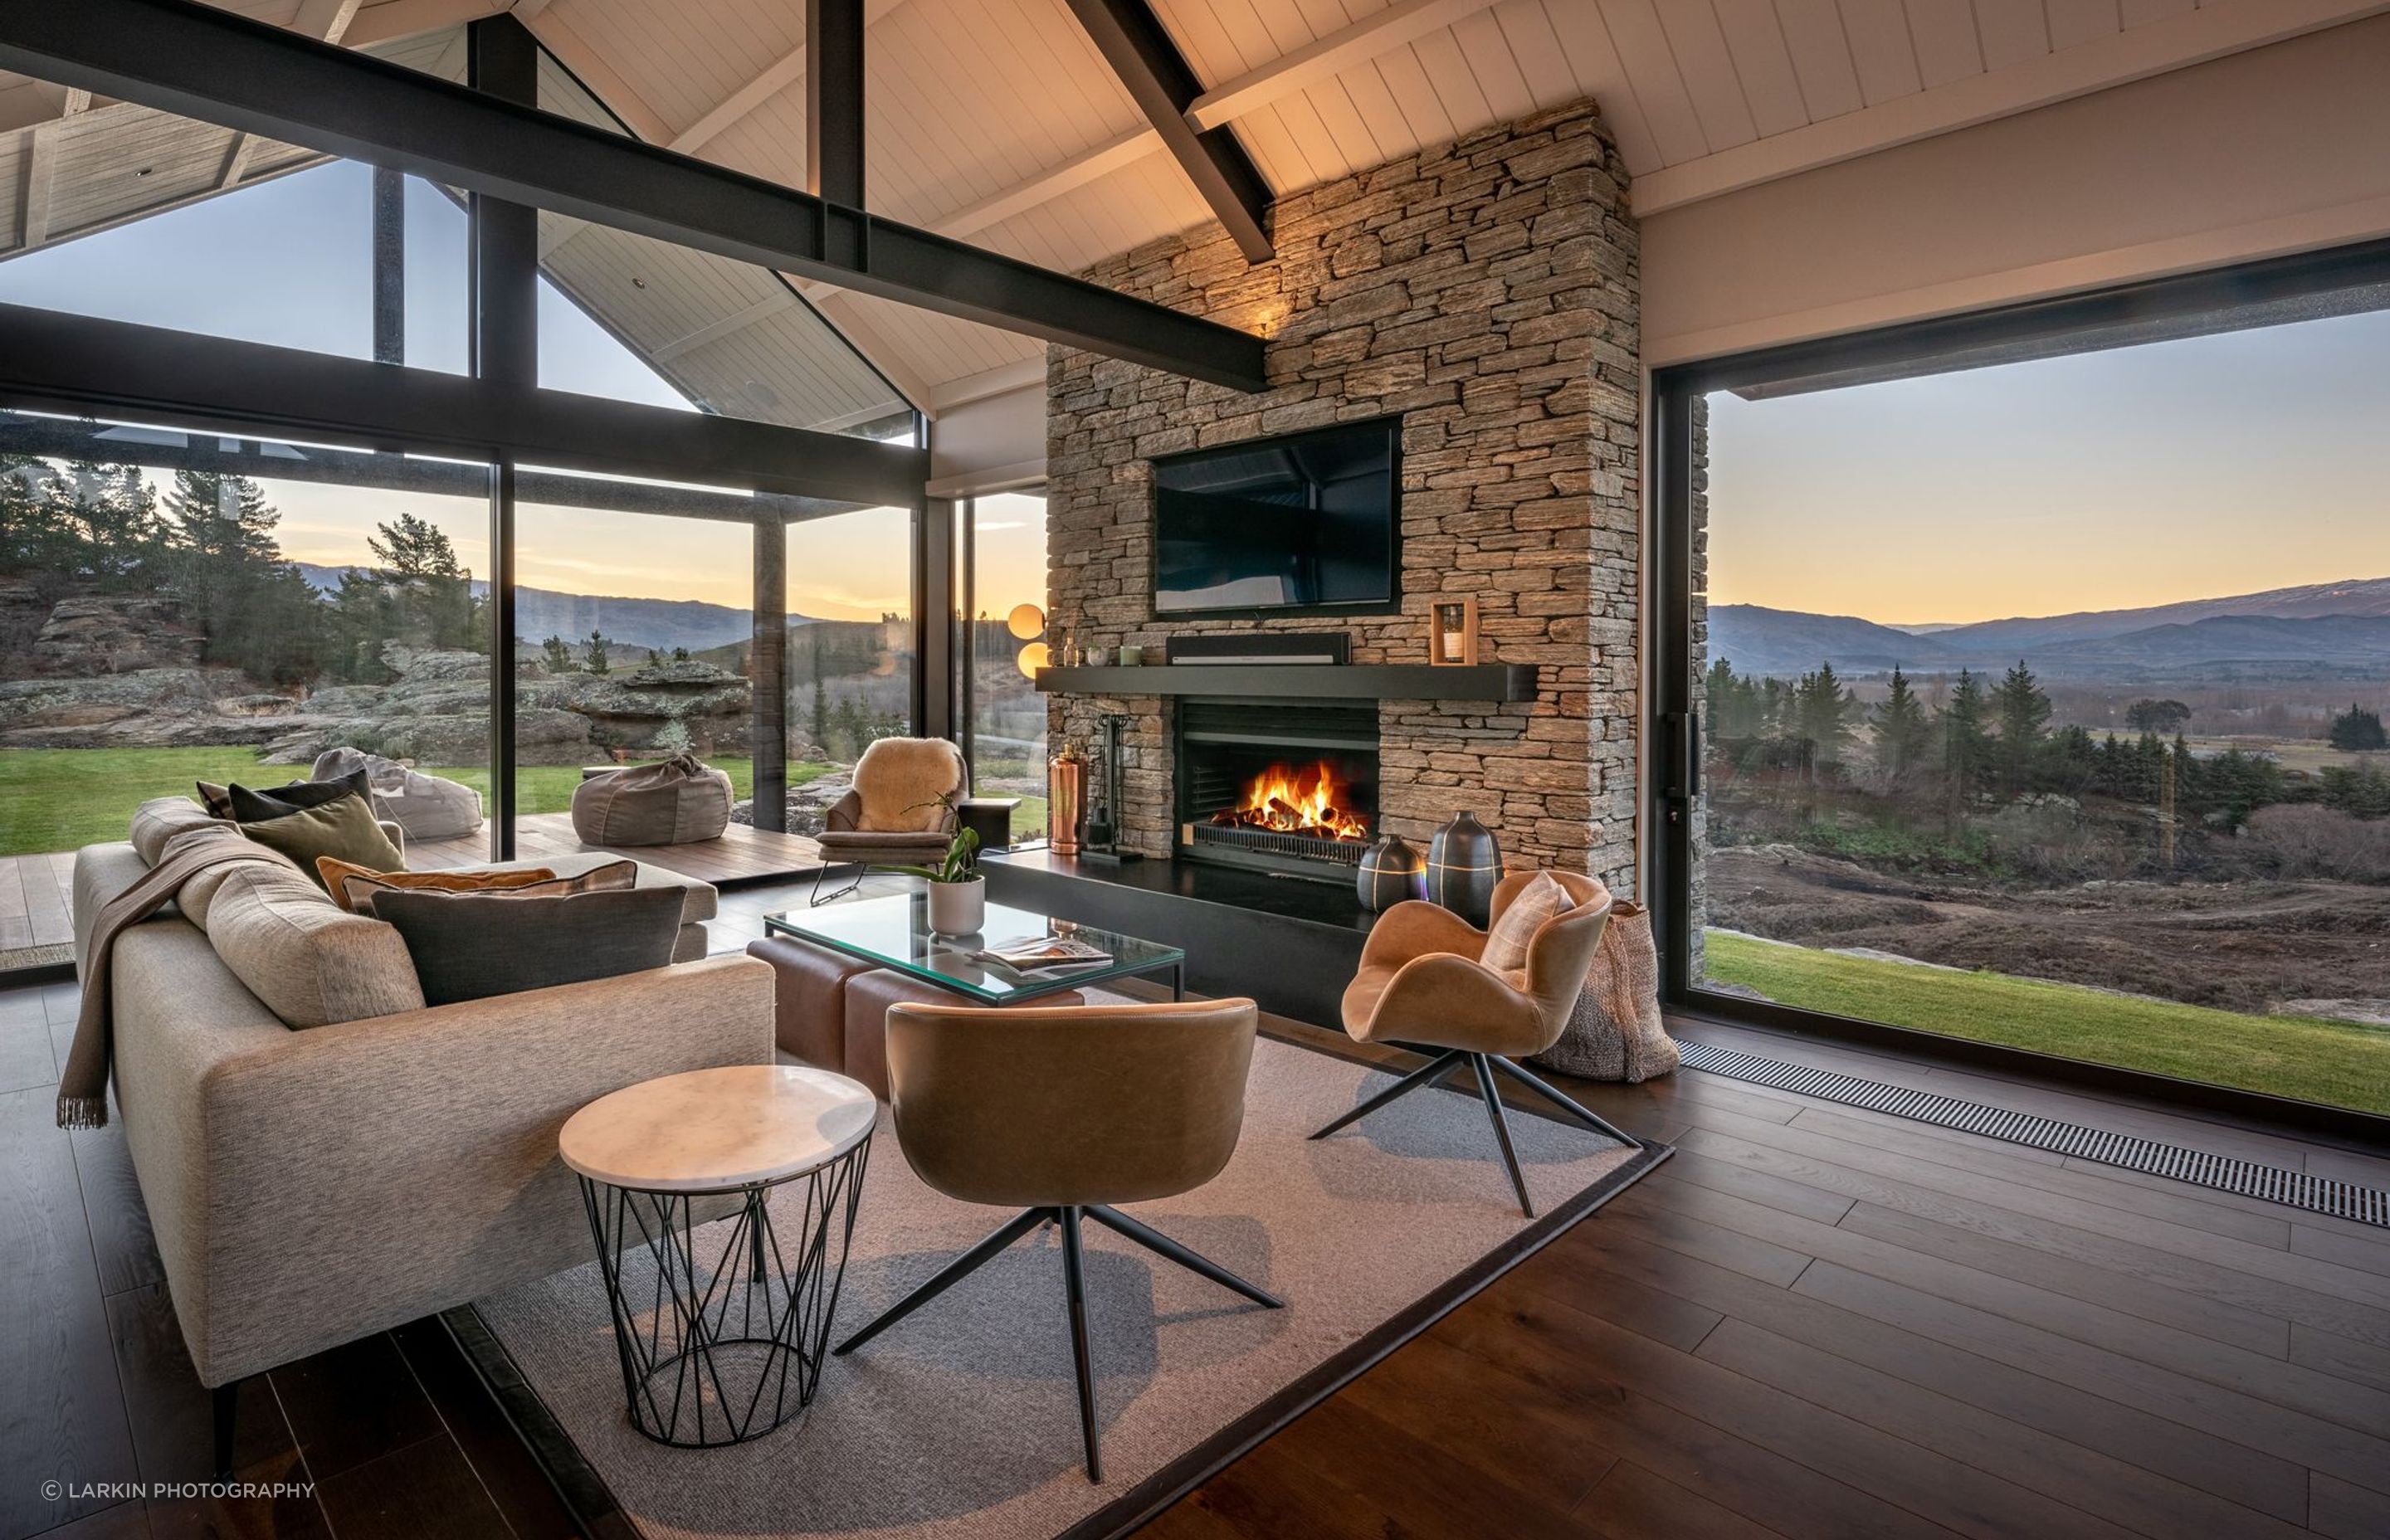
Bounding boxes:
1036 664 1537 702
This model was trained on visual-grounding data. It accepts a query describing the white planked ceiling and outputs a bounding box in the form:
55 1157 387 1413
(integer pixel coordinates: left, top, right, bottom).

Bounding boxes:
7 0 2381 417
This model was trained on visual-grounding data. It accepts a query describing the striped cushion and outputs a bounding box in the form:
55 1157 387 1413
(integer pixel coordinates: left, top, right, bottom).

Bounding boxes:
1480 871 1573 972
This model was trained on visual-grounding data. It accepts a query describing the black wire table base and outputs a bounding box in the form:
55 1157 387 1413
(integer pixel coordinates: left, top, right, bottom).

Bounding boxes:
578 1136 871 1448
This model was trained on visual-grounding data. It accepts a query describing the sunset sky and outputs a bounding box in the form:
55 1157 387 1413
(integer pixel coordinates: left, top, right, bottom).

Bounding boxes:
1708 306 2390 626
0 161 921 619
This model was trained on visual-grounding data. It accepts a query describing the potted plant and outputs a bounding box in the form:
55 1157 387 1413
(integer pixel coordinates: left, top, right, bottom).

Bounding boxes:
895 794 984 935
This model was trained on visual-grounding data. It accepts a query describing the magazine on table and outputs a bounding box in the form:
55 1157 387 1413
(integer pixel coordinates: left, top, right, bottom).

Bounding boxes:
969 933 1115 973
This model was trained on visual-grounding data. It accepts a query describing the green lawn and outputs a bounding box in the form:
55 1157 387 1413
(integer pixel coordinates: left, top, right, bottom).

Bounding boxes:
1705 929 2390 1116
0 746 833 856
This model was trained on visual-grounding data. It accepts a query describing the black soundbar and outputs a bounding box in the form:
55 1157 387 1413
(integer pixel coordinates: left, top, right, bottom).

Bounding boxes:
1163 632 1351 666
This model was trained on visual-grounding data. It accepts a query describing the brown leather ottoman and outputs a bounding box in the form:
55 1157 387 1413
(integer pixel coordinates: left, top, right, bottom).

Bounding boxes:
840 968 1084 1099
747 935 880 1071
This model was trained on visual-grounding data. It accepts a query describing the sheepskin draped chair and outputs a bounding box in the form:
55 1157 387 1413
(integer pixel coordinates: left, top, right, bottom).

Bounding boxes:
810 737 969 903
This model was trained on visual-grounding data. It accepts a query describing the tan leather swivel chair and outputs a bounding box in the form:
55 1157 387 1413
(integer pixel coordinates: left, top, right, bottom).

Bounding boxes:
833 997 1280 1481
1313 871 1631 1216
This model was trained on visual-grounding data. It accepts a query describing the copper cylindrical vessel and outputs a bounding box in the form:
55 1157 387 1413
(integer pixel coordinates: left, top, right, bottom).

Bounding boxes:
1048 743 1086 856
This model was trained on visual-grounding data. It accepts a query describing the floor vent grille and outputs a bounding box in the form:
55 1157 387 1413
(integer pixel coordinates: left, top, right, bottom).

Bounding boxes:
1678 1040 2389 1229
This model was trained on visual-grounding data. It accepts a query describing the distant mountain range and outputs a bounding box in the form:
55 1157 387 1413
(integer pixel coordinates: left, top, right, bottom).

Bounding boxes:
1712 576 2390 681
295 563 818 655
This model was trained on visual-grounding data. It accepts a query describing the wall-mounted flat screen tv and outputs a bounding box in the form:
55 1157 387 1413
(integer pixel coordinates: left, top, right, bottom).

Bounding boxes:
1151 417 1400 617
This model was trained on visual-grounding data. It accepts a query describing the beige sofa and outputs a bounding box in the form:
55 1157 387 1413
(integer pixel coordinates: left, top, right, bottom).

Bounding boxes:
73 801 775 1394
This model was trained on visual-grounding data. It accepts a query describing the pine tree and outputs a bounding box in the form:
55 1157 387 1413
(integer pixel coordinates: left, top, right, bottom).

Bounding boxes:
541 634 573 674
1939 670 1992 793
160 470 320 682
0 457 70 578
1993 659 2051 792
2327 703 2388 752
367 511 477 651
811 676 830 750
1871 665 1934 782
583 629 611 675
1793 660 1858 773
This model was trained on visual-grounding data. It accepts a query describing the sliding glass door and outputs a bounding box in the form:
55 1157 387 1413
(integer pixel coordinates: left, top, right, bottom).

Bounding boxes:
1656 246 2390 1128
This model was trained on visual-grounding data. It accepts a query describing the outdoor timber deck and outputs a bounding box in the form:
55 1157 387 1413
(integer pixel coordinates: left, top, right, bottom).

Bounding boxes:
0 815 823 959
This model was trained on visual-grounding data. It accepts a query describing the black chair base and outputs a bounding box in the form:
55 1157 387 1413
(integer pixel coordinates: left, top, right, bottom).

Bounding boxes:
807 861 866 906
833 1203 1282 1481
1309 1048 1634 1218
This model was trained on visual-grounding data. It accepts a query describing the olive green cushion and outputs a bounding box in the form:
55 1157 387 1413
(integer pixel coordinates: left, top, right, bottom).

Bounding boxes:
238 794 405 891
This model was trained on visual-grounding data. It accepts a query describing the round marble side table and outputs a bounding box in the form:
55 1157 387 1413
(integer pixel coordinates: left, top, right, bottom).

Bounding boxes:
560 1065 876 1448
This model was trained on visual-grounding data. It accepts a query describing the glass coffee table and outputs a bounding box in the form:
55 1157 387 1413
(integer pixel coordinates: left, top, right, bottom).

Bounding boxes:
763 894 1185 1004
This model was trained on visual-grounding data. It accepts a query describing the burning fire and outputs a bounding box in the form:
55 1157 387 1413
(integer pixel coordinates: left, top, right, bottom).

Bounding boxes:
1211 760 1369 842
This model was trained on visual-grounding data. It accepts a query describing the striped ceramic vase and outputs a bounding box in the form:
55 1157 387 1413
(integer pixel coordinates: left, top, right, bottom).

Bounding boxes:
1425 811 1502 928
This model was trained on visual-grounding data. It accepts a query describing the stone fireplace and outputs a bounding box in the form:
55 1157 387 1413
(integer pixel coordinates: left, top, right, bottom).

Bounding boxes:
1044 98 1642 894
1173 699 1378 879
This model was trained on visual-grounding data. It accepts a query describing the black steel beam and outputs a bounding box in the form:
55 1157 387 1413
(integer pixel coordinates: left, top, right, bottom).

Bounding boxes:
0 0 1267 392
807 0 865 211
0 301 927 506
1062 0 1272 264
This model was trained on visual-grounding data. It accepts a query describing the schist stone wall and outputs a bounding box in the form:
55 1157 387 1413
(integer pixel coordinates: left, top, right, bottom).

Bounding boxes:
1044 100 1641 889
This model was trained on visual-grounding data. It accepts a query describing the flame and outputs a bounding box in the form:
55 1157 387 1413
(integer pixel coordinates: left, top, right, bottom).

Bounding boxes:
1212 760 1369 841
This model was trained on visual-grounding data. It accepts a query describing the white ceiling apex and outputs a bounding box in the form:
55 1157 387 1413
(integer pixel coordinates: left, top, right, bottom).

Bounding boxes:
666 0 916 157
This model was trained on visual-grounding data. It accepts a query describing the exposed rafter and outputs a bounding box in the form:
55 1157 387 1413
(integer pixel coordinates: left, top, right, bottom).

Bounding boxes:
17 84 85 249
0 0 1267 390
342 0 504 49
1183 0 1504 131
220 0 361 192
1061 0 1271 262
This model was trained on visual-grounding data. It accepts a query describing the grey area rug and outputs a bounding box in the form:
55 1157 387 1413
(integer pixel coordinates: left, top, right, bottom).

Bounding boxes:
471 1035 1660 1540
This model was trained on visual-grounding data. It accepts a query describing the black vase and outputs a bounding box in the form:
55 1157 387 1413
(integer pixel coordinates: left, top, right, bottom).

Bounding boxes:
1355 833 1426 913
1426 811 1502 927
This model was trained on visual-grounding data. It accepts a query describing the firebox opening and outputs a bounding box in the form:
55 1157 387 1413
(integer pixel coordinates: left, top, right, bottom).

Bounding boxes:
1176 699 1380 879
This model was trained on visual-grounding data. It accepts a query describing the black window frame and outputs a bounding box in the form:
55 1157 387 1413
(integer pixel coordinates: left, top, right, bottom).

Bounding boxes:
0 15 942 950
1650 235 2390 1148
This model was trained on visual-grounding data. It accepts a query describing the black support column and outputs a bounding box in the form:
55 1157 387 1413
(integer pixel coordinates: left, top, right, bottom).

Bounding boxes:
752 516 788 832
370 164 403 365
806 0 865 211
471 14 539 860
914 491 955 744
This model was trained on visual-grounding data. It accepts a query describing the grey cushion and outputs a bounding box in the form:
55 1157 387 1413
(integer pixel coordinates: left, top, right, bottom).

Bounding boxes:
131 796 222 865
202 861 427 1030
226 768 373 824
371 885 687 1006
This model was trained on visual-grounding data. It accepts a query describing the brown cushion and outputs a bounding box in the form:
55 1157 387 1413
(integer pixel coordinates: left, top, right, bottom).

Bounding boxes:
1481 870 1572 972
239 795 406 890
316 859 563 915
195 780 234 818
369 885 686 1006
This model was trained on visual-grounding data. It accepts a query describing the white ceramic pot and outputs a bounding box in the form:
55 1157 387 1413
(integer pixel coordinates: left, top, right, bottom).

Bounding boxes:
927 875 986 936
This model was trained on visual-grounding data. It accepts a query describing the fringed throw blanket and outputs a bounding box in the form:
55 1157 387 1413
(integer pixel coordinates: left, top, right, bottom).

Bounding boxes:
57 835 272 1129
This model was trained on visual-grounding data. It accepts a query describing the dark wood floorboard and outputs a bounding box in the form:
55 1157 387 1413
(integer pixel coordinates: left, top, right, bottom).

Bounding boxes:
7 894 2389 1540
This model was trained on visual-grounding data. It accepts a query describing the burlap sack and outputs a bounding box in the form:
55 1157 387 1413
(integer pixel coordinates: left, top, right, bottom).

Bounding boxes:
1530 899 1678 1082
